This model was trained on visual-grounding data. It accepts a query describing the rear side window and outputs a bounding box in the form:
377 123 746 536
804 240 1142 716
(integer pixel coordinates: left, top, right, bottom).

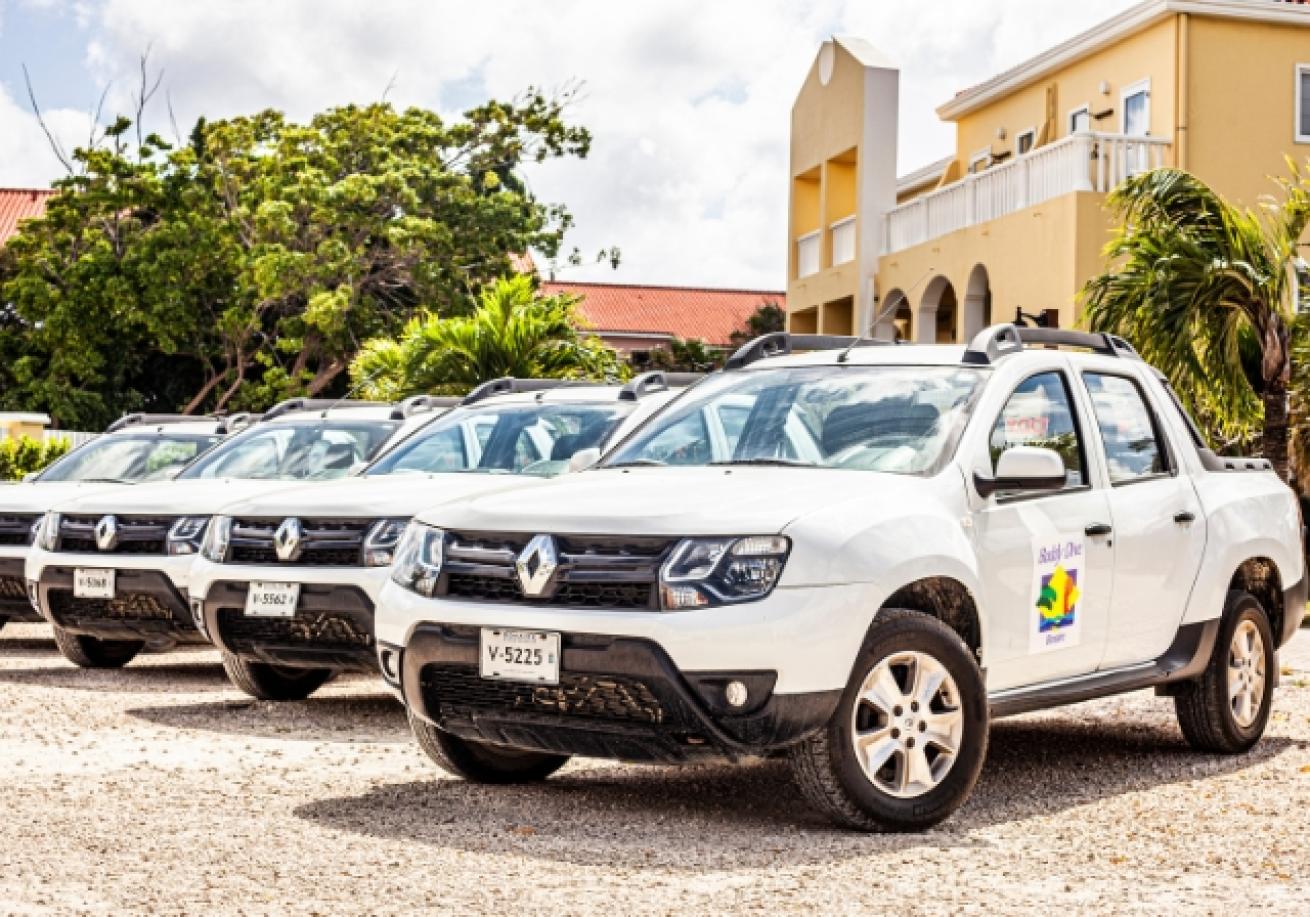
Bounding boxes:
1083 373 1169 483
989 371 1086 488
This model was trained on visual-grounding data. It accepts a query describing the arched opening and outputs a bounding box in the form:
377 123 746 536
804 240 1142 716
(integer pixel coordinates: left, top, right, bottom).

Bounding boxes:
874 288 909 341
963 264 991 341
917 276 957 343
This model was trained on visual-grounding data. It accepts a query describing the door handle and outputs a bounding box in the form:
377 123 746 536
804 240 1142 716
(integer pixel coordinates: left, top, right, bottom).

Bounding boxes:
1085 522 1113 537
1173 511 1196 525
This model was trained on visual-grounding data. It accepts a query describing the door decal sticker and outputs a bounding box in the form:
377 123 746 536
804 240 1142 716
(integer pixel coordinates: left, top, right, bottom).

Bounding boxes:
1031 537 1085 653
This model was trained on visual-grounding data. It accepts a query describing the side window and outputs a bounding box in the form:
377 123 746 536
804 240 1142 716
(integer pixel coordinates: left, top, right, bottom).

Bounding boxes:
990 371 1085 488
639 410 712 465
715 404 750 453
1083 373 1168 484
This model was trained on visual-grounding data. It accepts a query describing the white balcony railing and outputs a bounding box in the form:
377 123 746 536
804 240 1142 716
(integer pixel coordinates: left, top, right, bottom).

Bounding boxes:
796 230 821 278
883 132 1170 254
830 216 856 266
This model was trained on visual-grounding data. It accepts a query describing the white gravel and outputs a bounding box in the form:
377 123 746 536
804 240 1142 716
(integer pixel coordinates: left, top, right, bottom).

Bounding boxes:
2 621 1309 915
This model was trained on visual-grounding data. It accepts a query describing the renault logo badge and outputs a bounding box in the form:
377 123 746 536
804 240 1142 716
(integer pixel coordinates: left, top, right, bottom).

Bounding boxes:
515 534 560 597
95 515 119 552
273 518 304 562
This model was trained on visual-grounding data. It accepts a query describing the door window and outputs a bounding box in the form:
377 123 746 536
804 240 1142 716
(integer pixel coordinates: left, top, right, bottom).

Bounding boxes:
1083 373 1168 484
1069 106 1090 135
989 372 1086 488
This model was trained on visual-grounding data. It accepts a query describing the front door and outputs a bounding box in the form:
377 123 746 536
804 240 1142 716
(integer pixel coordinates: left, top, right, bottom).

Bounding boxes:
973 368 1116 691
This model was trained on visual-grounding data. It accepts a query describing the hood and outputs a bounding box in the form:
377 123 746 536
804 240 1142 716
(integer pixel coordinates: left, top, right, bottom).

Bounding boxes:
46 478 303 517
0 481 130 515
412 466 951 536
214 472 551 519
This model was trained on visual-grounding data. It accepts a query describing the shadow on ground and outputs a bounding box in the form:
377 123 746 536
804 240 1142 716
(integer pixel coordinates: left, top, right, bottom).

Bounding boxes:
126 692 408 744
293 716 1294 869
0 660 230 693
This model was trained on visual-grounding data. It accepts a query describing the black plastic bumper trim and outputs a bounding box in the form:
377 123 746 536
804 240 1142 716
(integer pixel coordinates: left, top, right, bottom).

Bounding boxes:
37 566 202 643
0 558 41 621
1280 578 1307 648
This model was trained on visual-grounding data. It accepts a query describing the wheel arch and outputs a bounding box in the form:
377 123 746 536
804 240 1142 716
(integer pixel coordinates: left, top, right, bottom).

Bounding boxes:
1228 556 1284 644
878 575 984 663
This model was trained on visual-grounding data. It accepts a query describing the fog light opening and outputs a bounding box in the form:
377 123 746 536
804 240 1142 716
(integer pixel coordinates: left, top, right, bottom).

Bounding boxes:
725 680 749 709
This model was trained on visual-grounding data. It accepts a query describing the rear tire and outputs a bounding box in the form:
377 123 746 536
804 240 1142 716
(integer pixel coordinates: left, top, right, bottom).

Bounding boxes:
408 710 570 783
51 625 143 669
221 652 333 701
1174 591 1274 754
789 608 989 831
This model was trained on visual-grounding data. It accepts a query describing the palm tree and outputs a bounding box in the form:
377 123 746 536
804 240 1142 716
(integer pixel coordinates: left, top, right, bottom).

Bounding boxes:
1083 166 1310 480
349 274 625 399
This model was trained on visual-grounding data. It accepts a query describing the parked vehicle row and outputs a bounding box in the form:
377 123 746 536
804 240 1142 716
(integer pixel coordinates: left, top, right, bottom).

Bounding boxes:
2 326 1304 831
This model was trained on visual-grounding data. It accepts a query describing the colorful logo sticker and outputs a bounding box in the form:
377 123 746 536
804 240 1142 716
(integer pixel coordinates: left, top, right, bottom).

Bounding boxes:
1030 537 1085 654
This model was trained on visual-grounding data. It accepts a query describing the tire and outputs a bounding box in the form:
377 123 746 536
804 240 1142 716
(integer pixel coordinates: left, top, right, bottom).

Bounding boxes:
408 710 570 783
1174 591 1275 754
51 625 143 669
0 615 7 633
221 651 334 701
789 608 990 832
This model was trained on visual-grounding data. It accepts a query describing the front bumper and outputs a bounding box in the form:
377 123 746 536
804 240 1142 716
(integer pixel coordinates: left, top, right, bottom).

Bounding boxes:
33 566 202 645
390 624 841 764
0 551 41 622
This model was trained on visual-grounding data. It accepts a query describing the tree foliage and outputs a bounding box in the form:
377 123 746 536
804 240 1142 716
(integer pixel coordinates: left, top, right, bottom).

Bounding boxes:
728 301 786 346
644 337 722 373
349 275 626 399
1082 166 1310 479
0 436 71 481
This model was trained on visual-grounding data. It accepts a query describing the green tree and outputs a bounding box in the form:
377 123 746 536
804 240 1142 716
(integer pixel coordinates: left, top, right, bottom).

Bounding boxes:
1082 167 1310 479
349 275 626 398
644 337 721 373
0 436 71 481
729 301 786 346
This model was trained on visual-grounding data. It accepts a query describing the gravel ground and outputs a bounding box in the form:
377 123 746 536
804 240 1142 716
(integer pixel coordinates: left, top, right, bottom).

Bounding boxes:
1 622 1309 915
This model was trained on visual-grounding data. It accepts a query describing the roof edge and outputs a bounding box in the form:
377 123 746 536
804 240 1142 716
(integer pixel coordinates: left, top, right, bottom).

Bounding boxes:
897 155 954 193
540 279 785 297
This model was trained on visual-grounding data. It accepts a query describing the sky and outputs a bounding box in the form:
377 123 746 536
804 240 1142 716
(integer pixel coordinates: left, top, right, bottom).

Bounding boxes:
0 0 1142 290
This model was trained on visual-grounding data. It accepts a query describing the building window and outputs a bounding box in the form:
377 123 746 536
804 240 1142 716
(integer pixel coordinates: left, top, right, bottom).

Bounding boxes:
830 216 856 266
1297 64 1310 143
1069 105 1090 135
1121 79 1150 137
796 231 821 278
1016 128 1036 155
968 148 990 174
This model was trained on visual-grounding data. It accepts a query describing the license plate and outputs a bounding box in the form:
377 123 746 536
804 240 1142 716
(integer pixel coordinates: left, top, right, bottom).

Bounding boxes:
73 568 115 600
480 628 560 685
244 582 300 618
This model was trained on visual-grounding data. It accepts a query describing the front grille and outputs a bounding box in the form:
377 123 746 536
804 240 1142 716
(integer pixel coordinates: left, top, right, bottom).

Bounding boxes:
0 514 39 547
57 515 173 555
437 531 673 610
226 518 374 567
216 608 372 651
0 576 27 600
422 664 665 725
48 590 176 622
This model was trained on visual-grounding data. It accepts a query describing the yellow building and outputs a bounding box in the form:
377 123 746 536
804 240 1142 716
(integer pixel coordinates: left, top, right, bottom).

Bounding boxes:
788 0 1310 342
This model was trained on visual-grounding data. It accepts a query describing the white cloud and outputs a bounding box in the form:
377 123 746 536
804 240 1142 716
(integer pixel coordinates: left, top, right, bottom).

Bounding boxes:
0 82 92 186
3 0 1141 287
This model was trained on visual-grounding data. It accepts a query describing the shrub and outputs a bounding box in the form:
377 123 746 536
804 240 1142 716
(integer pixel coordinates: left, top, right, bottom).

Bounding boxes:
0 436 72 481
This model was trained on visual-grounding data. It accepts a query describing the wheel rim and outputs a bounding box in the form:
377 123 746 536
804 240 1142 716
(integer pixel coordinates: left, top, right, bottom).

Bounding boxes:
1228 618 1266 729
849 650 964 799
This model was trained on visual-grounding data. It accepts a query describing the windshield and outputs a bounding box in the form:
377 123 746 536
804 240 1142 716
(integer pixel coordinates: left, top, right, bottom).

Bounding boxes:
365 402 631 477
36 433 221 483
604 366 984 475
179 419 399 481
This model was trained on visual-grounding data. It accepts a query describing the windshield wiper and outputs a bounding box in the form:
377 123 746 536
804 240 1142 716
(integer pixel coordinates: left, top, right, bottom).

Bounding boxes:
606 459 667 468
710 458 815 468
77 477 132 484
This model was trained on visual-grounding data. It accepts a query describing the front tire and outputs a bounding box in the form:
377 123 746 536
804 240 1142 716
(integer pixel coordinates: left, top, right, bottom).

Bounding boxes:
51 625 143 669
1174 591 1274 754
789 608 989 831
408 710 570 783
220 652 334 701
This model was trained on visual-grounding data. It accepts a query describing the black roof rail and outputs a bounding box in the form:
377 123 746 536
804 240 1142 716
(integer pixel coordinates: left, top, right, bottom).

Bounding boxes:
262 398 389 421
617 371 704 402
962 324 1140 365
391 395 462 420
723 332 888 371
105 413 218 433
217 412 260 434
460 377 597 406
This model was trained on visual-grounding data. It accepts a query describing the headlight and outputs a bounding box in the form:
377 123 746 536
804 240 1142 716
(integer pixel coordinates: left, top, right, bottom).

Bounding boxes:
201 516 233 563
390 523 444 596
35 512 60 552
363 517 410 567
659 535 790 609
167 516 211 556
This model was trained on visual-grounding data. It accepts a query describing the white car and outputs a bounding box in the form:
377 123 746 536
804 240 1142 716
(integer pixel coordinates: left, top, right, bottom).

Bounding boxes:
188 374 690 701
1 414 235 633
25 397 451 668
376 325 1305 831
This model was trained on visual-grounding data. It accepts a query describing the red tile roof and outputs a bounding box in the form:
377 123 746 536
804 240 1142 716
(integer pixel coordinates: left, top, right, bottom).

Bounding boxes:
540 280 785 347
0 188 53 246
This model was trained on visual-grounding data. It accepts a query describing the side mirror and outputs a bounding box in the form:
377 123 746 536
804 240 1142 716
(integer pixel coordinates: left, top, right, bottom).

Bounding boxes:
22 472 38 483
567 448 602 473
975 446 1067 497
347 461 369 476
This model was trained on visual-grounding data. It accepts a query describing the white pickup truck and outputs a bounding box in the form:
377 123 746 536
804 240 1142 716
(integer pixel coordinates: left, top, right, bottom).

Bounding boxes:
375 325 1305 831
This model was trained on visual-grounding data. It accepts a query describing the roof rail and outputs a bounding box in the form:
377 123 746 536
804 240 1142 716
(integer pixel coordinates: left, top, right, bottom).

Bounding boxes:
962 324 1140 365
723 332 887 371
261 398 389 422
105 413 218 433
618 371 704 402
391 394 462 420
217 412 260 434
460 377 596 406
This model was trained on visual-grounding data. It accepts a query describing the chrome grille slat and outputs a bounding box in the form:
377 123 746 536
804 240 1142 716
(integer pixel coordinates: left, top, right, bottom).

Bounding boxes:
225 517 374 566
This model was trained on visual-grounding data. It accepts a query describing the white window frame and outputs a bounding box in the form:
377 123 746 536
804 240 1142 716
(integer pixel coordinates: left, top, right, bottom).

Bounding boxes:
1120 78 1151 137
1015 127 1037 156
1296 63 1310 143
968 147 991 174
1068 104 1091 135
